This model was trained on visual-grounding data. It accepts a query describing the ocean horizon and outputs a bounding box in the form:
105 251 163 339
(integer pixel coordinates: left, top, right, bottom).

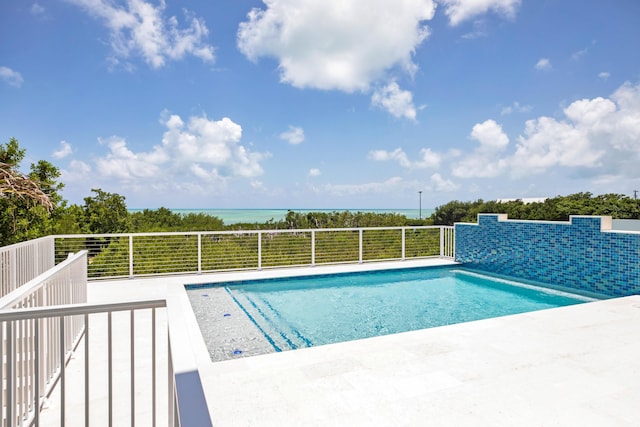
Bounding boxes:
128 208 435 225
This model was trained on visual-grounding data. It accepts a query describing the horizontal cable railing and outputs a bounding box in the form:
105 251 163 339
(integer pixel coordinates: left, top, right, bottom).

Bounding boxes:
0 236 55 298
0 226 455 425
0 251 88 427
54 226 455 279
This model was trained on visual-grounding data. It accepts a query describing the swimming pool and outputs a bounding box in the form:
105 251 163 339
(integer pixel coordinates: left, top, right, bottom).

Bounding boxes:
187 266 594 360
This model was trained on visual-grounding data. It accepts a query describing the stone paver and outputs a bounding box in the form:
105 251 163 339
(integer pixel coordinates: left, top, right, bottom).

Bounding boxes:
38 260 640 426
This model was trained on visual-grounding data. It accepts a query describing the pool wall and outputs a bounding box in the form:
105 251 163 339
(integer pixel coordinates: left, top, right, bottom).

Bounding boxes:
455 214 640 297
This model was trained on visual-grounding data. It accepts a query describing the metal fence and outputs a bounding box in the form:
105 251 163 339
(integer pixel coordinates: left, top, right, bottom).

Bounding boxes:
0 251 87 427
0 225 455 425
441 226 455 258
0 298 211 427
53 226 455 279
0 237 55 298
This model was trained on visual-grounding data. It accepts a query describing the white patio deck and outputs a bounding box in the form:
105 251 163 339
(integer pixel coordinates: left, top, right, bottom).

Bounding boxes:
44 260 640 426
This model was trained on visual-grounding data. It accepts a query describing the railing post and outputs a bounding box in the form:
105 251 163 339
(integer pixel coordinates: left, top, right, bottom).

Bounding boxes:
131 310 135 427
7 321 14 427
168 337 175 426
358 229 363 264
311 230 316 266
440 227 444 257
152 309 157 427
108 311 113 426
84 314 90 427
197 233 202 274
451 227 456 259
35 319 41 427
48 236 56 270
401 228 406 261
129 235 134 278
11 249 17 294
59 316 66 426
258 232 262 270
34 237 40 278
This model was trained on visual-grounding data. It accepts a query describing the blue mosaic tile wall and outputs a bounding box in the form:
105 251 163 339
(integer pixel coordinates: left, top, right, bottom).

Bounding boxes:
455 214 640 297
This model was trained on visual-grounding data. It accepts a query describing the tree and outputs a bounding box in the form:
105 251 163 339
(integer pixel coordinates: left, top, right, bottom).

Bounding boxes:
179 213 224 231
130 207 182 232
0 138 59 245
83 188 130 234
54 204 87 235
1 162 54 211
431 200 478 225
0 138 54 211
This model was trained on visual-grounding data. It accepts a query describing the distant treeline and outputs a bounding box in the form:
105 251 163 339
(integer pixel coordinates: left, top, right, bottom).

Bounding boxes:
430 192 640 225
3 137 640 246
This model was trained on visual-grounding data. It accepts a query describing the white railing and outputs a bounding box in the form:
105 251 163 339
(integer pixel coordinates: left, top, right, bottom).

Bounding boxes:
54 226 455 279
0 251 88 427
166 298 213 427
0 299 212 427
441 226 455 258
0 236 55 298
0 225 454 426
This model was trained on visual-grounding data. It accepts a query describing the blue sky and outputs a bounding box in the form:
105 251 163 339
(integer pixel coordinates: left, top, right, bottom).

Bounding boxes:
1 0 639 209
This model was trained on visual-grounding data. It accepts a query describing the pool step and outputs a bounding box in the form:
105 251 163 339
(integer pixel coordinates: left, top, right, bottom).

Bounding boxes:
225 288 312 352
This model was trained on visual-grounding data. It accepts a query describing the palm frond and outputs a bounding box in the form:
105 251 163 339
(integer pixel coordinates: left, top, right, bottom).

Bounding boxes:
0 162 54 211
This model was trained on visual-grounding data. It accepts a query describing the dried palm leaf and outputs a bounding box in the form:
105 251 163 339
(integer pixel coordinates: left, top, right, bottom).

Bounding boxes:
0 162 54 211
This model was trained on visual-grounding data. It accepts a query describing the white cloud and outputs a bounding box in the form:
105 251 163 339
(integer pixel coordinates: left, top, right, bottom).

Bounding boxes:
96 136 163 180
31 3 45 15
429 173 459 192
250 180 267 190
280 126 305 145
451 119 509 178
416 148 442 169
598 71 610 80
67 0 215 69
0 66 24 87
470 119 509 150
369 148 411 167
501 101 532 115
321 177 404 196
371 81 418 121
438 0 521 26
92 113 269 195
535 58 552 71
237 0 436 92
53 141 73 159
161 114 266 178
454 82 640 181
509 117 598 176
60 160 92 188
369 147 441 169
571 41 596 61
461 30 487 40
571 47 589 60
308 168 321 177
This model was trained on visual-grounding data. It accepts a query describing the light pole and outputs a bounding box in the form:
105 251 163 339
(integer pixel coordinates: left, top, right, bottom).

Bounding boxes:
418 190 422 220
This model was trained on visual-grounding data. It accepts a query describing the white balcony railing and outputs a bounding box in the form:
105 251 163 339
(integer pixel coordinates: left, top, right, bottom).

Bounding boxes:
441 226 455 258
1 298 211 426
0 225 454 426
0 245 212 426
0 236 55 298
0 251 87 427
53 226 455 279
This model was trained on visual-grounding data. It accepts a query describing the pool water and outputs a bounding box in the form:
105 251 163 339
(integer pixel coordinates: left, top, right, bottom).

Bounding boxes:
189 267 593 355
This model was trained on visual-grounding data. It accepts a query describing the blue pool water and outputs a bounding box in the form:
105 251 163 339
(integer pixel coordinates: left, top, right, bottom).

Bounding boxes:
189 267 593 355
